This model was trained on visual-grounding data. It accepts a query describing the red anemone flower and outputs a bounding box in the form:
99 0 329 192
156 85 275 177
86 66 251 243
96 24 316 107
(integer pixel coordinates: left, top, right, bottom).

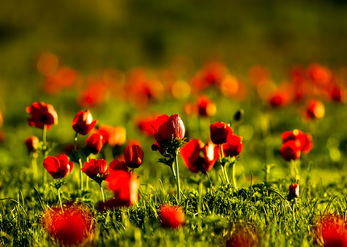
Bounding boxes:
103 170 139 208
26 102 58 129
108 160 128 172
43 154 73 179
85 133 104 154
279 140 301 161
226 224 260 247
152 114 185 146
210 122 232 145
306 100 325 120
159 204 185 228
180 139 219 173
314 215 347 247
25 136 39 153
223 134 243 157
97 125 126 146
124 143 144 169
197 95 216 117
268 92 289 108
41 204 94 246
81 159 108 180
72 110 97 135
288 184 299 200
282 129 313 154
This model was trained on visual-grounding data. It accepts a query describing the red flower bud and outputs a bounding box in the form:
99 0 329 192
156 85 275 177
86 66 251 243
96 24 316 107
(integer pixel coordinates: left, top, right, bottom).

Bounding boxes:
124 144 144 169
210 122 232 144
81 159 108 180
85 133 104 154
197 95 216 117
25 136 39 153
279 140 301 161
43 154 73 179
72 110 97 135
153 114 185 145
223 134 243 157
306 100 325 119
288 184 299 199
159 204 185 228
26 102 58 129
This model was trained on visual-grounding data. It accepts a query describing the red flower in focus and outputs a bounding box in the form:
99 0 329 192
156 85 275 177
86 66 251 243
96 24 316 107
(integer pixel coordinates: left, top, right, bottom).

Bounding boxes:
268 92 289 108
314 215 347 247
109 160 128 172
282 129 313 154
152 114 185 146
197 95 216 117
26 102 58 129
81 159 108 181
25 136 39 153
72 110 97 135
85 133 104 154
279 140 301 161
124 143 144 169
159 204 185 228
43 154 74 179
181 139 219 173
288 184 299 200
210 122 232 145
97 125 126 146
223 134 243 157
41 204 94 246
306 100 325 119
103 170 139 208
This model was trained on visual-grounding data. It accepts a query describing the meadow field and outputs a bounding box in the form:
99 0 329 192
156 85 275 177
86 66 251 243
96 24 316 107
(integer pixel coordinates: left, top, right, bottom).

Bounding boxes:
0 1 347 246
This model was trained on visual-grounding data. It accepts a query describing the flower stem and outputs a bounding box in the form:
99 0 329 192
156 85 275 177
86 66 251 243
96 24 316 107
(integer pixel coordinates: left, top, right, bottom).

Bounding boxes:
74 132 84 191
57 187 63 211
174 149 181 203
42 125 48 185
31 153 38 180
100 184 105 203
231 162 237 190
219 144 229 185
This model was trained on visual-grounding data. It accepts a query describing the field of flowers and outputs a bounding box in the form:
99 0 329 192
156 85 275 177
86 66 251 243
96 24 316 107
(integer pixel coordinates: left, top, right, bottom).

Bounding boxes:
0 54 346 246
1 1 347 246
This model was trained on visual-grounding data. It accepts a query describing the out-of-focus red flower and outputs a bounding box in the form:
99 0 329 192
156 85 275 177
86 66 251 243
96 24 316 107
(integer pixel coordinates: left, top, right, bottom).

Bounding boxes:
223 134 243 157
197 95 216 117
0 129 4 144
37 52 59 76
191 62 227 92
43 154 74 179
181 139 219 173
249 65 269 86
78 82 108 107
85 133 104 154
226 224 260 247
306 100 325 119
210 122 232 145
268 91 289 108
124 143 144 169
170 80 191 99
41 204 94 246
183 102 197 116
0 110 3 128
282 129 313 154
288 184 299 200
290 66 306 84
159 204 185 228
329 85 345 103
43 66 77 95
307 63 332 86
103 170 139 208
96 125 126 146
279 140 301 161
26 102 58 129
152 114 185 146
25 136 39 153
81 159 108 181
109 160 128 172
314 215 347 247
72 110 97 135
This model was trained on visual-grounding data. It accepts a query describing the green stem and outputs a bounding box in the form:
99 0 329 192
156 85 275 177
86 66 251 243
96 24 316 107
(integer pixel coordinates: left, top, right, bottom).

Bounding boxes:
100 183 105 203
219 144 229 185
74 132 84 191
57 187 63 211
42 125 48 185
31 153 38 180
174 150 181 203
231 162 237 190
